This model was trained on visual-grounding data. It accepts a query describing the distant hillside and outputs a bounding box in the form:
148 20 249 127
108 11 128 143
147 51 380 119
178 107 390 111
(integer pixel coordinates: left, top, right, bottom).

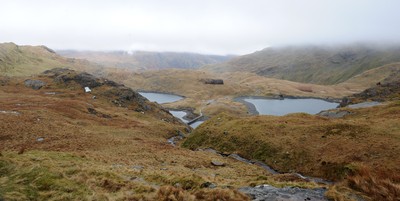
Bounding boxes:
57 50 234 70
204 44 400 85
0 42 102 76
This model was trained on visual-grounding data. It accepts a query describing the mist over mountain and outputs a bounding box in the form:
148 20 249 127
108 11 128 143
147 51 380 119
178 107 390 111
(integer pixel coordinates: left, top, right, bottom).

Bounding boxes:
58 50 234 70
204 43 400 85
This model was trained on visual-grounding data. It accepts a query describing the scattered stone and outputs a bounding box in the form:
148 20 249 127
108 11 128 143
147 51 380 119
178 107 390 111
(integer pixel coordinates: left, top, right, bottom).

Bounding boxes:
92 96 97 99
239 185 328 201
200 182 217 189
36 137 44 142
317 110 351 118
211 160 225 167
160 168 168 170
24 79 46 90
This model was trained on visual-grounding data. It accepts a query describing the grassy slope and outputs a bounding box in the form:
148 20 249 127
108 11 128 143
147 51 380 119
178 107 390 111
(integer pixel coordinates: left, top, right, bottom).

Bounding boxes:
183 102 400 200
0 42 102 77
2 70 322 200
58 50 233 70
204 44 400 85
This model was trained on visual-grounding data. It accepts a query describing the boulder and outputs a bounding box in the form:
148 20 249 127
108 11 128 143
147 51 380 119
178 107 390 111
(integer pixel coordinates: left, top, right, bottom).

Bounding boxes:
201 79 224 85
24 79 46 90
211 160 225 166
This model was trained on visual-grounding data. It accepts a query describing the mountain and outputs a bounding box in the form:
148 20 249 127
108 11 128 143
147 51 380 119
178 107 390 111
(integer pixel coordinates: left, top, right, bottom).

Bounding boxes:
0 42 102 76
58 50 234 70
204 44 400 85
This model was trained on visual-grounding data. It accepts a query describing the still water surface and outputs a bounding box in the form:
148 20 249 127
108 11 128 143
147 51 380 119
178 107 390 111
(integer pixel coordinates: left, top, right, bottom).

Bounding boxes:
138 92 183 104
243 98 338 116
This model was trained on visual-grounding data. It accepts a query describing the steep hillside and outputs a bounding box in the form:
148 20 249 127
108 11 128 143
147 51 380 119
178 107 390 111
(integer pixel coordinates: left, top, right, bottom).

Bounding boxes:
204 44 400 85
58 50 233 70
0 42 102 76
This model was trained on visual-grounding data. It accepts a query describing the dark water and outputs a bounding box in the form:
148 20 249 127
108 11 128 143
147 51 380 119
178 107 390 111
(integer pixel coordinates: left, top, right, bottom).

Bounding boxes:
243 98 338 116
139 92 183 104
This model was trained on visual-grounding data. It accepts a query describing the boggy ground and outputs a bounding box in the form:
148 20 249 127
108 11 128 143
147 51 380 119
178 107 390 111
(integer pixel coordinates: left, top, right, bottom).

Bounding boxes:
183 101 400 201
0 69 329 200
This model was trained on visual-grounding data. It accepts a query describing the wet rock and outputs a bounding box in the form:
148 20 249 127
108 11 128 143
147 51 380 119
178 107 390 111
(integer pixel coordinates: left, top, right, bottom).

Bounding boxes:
317 110 351 118
211 160 225 166
239 185 328 201
24 79 46 90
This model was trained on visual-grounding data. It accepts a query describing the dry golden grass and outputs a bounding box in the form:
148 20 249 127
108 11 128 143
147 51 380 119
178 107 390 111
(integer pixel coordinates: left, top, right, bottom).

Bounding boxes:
183 101 400 200
3 72 323 200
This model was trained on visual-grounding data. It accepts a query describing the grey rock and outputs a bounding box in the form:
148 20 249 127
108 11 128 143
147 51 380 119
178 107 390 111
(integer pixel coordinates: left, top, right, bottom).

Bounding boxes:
24 79 46 90
239 185 328 201
347 101 381 109
201 182 217 189
317 110 351 118
211 160 225 166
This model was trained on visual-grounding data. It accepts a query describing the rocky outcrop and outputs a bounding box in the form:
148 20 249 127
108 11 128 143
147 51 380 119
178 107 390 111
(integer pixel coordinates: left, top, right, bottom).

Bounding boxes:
318 110 351 118
339 80 400 107
24 79 46 90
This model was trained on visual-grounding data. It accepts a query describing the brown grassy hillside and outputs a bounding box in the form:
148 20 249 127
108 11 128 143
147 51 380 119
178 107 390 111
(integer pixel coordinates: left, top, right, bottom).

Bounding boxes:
0 42 102 76
183 101 400 200
204 44 400 85
3 69 323 200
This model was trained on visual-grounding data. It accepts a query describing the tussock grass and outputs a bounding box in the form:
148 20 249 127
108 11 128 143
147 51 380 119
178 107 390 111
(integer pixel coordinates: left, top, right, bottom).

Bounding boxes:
183 102 400 199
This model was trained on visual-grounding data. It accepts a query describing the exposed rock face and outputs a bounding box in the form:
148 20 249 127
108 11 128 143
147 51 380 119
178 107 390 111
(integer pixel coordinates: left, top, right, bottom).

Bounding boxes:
339 80 400 107
239 185 328 201
201 79 224 85
24 79 46 90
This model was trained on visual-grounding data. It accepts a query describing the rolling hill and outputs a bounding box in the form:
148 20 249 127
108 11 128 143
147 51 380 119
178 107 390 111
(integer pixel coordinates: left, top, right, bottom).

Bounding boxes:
58 50 234 70
0 42 103 77
204 43 400 85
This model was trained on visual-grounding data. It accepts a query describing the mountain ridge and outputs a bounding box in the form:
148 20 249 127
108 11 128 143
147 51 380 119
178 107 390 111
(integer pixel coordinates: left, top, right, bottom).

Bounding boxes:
204 43 400 85
58 50 234 70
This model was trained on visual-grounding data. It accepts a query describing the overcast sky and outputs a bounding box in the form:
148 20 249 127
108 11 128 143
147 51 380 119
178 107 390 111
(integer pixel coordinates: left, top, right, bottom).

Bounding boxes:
1 0 399 55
